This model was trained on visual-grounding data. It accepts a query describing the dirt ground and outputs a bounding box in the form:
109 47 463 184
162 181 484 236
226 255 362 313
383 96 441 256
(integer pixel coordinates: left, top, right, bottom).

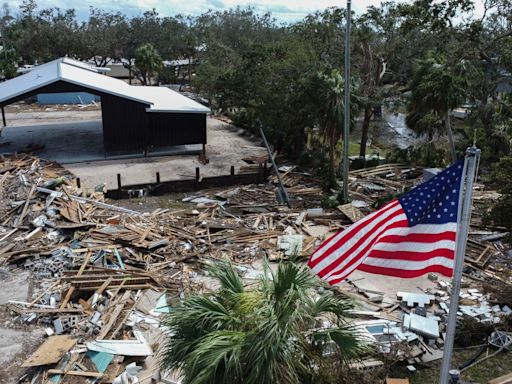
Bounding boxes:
1 107 267 191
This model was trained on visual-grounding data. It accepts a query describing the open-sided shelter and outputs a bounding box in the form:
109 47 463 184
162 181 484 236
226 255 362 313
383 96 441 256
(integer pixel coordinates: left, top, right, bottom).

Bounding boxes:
0 58 210 156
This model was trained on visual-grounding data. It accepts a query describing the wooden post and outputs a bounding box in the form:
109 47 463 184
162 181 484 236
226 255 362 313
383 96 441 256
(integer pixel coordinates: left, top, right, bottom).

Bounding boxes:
195 167 200 182
117 174 122 191
1 106 6 127
76 178 81 189
202 143 206 156
156 172 160 183
230 166 235 176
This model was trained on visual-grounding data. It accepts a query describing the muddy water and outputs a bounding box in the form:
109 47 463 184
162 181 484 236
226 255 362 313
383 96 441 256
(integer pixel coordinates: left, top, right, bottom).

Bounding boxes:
382 112 418 149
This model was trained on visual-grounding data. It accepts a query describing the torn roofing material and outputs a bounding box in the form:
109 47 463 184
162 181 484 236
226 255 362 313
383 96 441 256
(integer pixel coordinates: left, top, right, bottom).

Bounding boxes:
0 57 210 114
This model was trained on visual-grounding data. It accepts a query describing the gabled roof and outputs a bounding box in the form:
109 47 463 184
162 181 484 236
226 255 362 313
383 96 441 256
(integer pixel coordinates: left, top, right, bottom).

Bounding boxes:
0 58 210 114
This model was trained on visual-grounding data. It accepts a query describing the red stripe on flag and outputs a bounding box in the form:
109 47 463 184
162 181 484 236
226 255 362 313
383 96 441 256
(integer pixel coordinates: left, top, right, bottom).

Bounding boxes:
317 216 408 278
308 200 399 268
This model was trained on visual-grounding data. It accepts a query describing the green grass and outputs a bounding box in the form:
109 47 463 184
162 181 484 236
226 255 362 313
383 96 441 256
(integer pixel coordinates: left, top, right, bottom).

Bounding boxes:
389 348 512 383
342 140 388 157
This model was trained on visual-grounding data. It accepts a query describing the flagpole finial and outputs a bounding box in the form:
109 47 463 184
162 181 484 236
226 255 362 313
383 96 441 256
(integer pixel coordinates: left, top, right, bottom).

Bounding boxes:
466 146 481 156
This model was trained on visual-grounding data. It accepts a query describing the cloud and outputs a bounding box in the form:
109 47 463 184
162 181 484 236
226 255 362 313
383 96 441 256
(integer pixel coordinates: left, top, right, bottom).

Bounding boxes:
5 0 483 23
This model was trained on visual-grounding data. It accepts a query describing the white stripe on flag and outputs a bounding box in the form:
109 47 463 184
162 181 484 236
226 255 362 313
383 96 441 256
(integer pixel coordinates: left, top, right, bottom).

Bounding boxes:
382 222 457 236
360 256 455 271
372 239 456 253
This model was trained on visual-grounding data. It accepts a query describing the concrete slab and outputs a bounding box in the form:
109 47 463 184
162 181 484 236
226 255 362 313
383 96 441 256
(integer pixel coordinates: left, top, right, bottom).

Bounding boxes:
348 270 449 297
65 118 266 190
0 120 105 163
0 271 31 305
1 109 267 190
0 328 31 365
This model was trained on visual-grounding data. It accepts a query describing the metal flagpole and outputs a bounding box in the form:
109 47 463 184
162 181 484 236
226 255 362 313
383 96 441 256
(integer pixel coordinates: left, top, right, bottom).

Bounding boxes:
342 0 351 202
439 146 481 384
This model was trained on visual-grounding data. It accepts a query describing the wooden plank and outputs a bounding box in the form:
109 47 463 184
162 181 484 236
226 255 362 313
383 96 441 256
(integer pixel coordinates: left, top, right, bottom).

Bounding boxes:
47 369 103 378
489 372 512 384
27 281 60 308
77 251 92 276
14 184 36 227
22 335 76 367
60 286 75 309
97 291 131 340
87 277 113 305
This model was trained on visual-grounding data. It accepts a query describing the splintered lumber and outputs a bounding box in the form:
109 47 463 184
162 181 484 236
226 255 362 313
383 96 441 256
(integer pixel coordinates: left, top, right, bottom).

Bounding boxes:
22 335 77 367
36 187 142 215
14 184 36 227
97 291 132 340
7 304 83 315
338 203 364 223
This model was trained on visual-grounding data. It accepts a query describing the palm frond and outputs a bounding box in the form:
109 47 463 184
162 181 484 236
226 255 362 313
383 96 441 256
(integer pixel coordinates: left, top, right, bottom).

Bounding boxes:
208 262 245 295
309 292 353 319
185 330 245 384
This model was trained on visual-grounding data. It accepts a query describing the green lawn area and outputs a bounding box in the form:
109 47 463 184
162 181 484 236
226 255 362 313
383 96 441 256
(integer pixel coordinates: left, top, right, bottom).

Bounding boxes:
389 347 512 383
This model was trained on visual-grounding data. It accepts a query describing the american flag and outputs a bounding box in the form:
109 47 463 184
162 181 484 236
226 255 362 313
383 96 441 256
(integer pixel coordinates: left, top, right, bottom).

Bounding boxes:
308 161 465 285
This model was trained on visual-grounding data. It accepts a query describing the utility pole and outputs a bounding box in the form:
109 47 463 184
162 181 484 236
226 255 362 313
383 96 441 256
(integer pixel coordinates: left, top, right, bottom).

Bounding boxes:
342 0 352 202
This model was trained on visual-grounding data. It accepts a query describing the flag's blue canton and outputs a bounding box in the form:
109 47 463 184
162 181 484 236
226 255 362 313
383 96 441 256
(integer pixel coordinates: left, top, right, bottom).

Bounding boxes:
398 160 464 226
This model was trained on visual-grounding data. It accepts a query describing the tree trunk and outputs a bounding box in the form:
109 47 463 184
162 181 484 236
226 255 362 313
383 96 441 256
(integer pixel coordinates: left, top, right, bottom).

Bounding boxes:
329 131 335 187
445 110 457 164
188 57 192 85
359 105 373 158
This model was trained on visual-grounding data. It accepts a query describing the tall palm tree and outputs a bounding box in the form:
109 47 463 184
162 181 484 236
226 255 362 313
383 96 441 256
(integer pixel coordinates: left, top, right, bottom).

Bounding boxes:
134 43 163 85
318 69 360 188
407 57 466 164
161 262 364 384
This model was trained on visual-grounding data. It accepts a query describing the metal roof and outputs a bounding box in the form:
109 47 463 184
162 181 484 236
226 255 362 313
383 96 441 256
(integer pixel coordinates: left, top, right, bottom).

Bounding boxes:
0 58 210 114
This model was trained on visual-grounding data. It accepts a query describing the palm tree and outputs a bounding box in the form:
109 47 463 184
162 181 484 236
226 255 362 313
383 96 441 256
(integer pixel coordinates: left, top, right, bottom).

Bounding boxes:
134 43 163 85
407 57 466 164
161 262 364 384
318 69 360 188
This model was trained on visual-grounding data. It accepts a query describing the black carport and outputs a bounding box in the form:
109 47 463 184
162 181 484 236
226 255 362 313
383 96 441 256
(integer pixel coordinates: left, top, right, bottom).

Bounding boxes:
0 58 209 157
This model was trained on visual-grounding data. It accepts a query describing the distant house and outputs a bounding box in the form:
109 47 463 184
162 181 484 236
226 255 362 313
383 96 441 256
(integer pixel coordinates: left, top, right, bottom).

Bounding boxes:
0 58 210 156
496 70 512 95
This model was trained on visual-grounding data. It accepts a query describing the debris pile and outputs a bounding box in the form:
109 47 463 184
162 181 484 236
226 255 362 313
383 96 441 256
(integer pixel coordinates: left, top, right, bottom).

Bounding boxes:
0 155 510 382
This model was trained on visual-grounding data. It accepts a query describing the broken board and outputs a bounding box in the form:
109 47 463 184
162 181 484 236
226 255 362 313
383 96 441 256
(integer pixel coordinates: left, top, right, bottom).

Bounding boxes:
22 335 77 367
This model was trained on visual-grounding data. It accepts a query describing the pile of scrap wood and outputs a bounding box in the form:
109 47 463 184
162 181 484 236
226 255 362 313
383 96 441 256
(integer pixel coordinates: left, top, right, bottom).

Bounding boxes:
0 155 511 383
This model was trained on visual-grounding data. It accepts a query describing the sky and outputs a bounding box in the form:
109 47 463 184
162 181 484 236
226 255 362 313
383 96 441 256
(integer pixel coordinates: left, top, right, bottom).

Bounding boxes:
3 0 486 22
0 0 415 22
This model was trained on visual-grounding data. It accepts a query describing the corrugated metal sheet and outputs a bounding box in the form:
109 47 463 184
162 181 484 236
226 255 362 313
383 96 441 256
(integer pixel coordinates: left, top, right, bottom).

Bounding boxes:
0 57 210 113
148 113 206 148
102 94 148 154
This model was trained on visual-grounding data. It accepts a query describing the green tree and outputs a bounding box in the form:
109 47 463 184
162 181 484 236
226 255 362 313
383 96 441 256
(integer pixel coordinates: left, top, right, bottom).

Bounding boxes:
488 156 512 240
406 57 466 163
77 8 129 66
318 69 360 188
353 14 387 158
162 262 364 384
134 43 162 85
